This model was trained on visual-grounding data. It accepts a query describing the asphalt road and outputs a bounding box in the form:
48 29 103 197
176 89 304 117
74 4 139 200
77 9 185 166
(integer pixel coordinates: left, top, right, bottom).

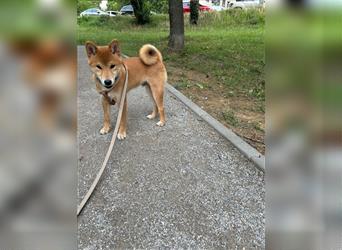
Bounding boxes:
78 46 265 249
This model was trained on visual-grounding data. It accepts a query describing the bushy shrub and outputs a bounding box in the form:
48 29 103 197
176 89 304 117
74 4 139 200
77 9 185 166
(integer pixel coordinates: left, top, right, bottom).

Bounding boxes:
77 9 265 30
98 15 110 25
194 8 265 28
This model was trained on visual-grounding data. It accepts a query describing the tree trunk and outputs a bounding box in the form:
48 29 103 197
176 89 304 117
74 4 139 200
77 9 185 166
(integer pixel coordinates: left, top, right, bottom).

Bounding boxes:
131 0 150 25
190 0 199 25
168 0 184 51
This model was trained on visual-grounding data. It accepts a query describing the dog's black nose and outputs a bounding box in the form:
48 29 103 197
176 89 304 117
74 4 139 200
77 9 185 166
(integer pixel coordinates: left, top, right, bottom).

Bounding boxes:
104 79 112 87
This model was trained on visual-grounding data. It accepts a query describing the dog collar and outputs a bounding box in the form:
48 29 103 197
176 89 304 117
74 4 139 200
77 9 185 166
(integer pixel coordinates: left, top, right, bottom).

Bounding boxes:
101 92 116 105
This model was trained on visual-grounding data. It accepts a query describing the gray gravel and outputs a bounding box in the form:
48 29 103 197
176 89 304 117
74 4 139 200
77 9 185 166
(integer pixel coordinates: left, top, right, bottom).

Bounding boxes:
77 46 265 249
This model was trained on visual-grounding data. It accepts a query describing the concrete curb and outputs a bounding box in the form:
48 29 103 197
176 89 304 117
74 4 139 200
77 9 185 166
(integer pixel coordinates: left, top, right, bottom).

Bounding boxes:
166 83 265 172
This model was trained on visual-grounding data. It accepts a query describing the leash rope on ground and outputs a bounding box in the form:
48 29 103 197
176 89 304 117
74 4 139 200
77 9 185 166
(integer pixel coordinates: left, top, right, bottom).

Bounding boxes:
77 63 128 216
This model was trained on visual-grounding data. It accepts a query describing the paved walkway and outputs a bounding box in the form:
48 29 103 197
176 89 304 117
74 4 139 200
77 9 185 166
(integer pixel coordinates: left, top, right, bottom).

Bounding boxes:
78 47 265 249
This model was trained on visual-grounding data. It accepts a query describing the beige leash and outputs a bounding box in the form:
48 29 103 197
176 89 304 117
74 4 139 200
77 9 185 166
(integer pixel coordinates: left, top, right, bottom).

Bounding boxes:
77 63 128 216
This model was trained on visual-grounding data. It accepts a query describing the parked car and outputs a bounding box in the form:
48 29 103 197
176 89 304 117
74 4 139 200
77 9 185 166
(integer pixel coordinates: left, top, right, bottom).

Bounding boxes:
107 10 119 16
211 5 226 11
120 5 134 15
183 1 212 13
228 0 263 9
80 8 109 17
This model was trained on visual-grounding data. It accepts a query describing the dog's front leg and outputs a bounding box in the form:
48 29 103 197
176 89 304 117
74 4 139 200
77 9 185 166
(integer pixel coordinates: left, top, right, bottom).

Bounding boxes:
100 96 111 135
117 96 127 140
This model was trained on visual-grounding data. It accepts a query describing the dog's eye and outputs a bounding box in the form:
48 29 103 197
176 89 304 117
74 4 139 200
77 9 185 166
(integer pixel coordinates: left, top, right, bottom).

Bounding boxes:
110 64 115 69
96 65 102 69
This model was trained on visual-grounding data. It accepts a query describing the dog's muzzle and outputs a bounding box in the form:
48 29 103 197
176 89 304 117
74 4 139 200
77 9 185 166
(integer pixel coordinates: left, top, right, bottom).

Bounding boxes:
97 74 120 90
104 79 112 88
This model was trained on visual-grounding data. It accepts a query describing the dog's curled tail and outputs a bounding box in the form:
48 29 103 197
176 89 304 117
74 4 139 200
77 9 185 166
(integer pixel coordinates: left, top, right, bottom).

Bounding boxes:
139 44 162 66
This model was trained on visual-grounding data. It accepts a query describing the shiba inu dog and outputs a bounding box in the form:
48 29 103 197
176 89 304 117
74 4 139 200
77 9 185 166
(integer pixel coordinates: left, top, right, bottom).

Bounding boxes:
85 39 167 140
11 40 76 131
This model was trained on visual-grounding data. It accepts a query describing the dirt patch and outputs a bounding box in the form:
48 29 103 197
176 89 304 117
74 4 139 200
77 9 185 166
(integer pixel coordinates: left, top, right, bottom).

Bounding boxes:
166 63 265 154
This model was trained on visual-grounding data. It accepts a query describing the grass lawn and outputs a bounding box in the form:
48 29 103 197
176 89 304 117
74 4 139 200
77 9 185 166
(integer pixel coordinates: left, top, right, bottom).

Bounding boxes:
77 10 265 153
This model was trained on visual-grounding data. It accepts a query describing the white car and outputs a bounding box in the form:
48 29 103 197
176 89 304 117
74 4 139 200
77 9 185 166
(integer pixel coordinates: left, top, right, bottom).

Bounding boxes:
80 8 109 17
107 10 119 16
211 5 226 11
228 0 263 9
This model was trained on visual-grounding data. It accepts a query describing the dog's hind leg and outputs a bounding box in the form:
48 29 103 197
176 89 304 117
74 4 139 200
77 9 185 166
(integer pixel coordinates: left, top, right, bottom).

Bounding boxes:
149 81 166 127
145 84 158 120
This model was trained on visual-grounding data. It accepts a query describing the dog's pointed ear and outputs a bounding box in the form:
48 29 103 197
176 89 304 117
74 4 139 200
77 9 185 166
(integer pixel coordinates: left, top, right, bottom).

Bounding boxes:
109 39 120 55
85 41 97 58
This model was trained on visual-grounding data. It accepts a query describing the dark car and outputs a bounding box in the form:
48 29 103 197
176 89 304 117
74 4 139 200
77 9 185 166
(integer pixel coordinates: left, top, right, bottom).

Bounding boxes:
120 5 134 15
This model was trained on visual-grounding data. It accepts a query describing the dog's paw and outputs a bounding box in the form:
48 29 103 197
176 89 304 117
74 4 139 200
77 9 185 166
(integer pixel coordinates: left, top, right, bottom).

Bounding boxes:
146 114 156 119
156 121 165 127
117 131 127 140
100 126 111 135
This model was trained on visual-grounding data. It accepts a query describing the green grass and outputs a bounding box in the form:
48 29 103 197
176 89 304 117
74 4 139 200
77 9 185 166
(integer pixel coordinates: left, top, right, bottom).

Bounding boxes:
77 10 265 100
222 110 239 127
